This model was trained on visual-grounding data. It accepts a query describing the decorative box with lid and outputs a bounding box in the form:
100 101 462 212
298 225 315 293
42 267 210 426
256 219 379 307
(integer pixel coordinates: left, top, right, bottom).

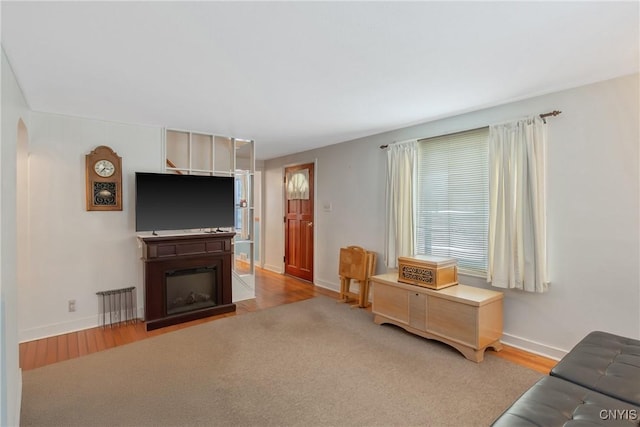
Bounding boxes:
397 255 458 290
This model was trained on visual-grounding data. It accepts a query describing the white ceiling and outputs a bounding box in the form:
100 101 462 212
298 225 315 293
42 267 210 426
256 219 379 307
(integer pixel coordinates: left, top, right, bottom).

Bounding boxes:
2 1 638 160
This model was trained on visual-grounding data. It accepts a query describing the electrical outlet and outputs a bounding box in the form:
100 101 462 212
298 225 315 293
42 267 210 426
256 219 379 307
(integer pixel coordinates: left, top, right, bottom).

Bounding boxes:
68 299 76 312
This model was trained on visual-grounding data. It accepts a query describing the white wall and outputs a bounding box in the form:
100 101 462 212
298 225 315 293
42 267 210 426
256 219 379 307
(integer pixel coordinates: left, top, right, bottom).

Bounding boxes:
263 145 386 278
1 48 30 427
264 74 640 359
20 113 163 341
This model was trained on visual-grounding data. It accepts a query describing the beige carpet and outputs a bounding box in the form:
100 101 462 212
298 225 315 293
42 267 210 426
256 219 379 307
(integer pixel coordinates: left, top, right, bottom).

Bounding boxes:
21 296 541 427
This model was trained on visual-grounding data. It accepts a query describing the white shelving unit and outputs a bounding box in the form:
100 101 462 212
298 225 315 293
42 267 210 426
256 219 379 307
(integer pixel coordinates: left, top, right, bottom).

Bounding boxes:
164 129 256 300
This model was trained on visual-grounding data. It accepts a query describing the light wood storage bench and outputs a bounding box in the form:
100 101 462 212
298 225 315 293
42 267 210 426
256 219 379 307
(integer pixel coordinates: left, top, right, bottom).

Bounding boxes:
371 273 504 362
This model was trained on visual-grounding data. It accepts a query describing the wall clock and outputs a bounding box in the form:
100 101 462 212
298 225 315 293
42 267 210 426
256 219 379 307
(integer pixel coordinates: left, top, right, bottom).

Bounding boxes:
86 145 123 211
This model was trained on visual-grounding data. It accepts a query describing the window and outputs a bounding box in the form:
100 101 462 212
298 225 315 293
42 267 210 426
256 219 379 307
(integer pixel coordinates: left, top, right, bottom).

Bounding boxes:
415 127 489 276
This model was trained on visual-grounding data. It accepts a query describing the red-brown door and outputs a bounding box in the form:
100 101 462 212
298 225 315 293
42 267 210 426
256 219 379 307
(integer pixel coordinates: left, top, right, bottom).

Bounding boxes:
284 163 314 282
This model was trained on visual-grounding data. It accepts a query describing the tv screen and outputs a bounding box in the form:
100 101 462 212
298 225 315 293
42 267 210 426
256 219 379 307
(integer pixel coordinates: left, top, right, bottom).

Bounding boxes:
135 172 235 232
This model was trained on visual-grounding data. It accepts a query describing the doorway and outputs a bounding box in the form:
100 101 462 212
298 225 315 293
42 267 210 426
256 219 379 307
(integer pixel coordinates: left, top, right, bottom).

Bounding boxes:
284 163 314 282
17 119 29 327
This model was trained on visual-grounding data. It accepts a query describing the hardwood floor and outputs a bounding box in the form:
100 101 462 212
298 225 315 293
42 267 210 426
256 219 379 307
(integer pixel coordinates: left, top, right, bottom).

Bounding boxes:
19 267 557 374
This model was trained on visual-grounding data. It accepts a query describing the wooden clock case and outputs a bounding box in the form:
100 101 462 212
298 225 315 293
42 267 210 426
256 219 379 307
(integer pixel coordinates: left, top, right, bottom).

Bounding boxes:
85 145 123 211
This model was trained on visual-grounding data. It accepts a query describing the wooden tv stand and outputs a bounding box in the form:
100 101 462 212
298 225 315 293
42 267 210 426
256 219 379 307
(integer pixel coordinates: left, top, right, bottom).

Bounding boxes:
370 273 503 362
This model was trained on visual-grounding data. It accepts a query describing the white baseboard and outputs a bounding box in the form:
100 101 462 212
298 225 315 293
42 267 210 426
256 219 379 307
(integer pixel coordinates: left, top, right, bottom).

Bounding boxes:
314 278 375 303
313 278 340 293
20 316 98 343
19 306 145 343
500 332 568 361
263 264 283 274
20 276 260 342
18 276 569 364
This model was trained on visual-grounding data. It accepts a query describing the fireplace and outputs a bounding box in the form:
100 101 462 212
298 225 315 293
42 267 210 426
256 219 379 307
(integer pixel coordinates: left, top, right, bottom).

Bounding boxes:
140 233 236 331
166 266 217 315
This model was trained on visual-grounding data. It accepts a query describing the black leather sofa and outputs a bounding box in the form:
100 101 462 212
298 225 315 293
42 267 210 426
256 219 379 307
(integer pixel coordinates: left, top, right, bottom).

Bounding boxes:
491 331 640 426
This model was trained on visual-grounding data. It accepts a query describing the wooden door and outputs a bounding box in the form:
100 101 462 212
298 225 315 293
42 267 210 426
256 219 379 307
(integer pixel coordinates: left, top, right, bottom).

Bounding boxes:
284 163 314 282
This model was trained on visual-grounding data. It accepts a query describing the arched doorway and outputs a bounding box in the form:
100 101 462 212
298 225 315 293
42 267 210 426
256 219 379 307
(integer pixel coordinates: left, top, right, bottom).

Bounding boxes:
16 119 29 332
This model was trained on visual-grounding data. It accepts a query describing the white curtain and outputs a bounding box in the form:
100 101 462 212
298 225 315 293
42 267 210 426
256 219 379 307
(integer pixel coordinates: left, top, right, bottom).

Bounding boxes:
385 141 417 269
488 116 549 292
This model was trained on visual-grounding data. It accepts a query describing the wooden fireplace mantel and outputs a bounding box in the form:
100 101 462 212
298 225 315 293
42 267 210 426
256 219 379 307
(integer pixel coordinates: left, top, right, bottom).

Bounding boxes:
139 232 236 331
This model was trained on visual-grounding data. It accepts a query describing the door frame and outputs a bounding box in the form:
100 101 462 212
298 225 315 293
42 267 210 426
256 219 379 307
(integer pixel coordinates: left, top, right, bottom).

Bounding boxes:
282 160 317 283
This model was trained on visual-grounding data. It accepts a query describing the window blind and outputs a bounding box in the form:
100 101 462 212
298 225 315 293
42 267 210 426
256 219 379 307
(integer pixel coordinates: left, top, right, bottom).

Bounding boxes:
416 127 489 276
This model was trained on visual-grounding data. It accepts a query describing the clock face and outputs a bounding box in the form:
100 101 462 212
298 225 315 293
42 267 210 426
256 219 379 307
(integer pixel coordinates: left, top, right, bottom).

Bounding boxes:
94 159 115 177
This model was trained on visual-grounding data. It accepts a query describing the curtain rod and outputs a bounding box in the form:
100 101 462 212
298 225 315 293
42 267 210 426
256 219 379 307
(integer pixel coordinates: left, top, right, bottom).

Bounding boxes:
539 110 562 123
379 138 416 150
379 110 562 149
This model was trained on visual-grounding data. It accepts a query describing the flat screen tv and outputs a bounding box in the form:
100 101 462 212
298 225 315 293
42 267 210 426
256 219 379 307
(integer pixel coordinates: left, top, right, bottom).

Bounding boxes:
135 172 235 233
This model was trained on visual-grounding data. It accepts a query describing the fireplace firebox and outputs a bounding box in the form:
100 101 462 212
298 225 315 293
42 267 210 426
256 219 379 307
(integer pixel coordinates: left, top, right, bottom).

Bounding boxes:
166 266 217 315
140 233 236 331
